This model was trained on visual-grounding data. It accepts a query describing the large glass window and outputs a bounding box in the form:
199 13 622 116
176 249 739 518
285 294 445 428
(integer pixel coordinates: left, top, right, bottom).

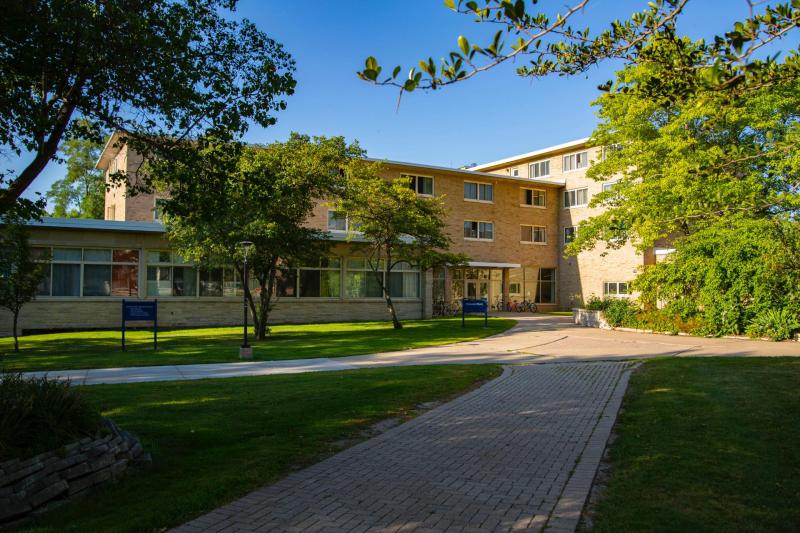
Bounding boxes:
564 226 577 244
564 188 589 208
299 258 341 298
463 221 493 240
327 210 348 231
521 225 547 244
529 160 550 178
463 181 493 202
387 261 420 298
146 251 195 297
536 268 557 304
604 281 630 297
522 188 546 207
402 174 434 196
32 247 138 297
345 257 383 298
563 151 588 172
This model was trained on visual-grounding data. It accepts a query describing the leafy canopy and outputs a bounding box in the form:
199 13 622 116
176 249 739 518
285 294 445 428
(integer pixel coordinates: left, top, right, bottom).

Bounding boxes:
159 134 362 339
0 0 295 212
358 1 799 103
45 131 105 219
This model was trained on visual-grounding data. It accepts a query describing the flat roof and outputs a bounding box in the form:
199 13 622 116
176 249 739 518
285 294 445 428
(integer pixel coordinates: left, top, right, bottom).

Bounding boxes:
470 137 591 171
373 158 566 187
27 217 166 233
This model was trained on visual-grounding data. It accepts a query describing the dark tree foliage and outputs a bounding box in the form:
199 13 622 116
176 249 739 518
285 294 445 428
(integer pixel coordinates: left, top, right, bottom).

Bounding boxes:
0 0 296 212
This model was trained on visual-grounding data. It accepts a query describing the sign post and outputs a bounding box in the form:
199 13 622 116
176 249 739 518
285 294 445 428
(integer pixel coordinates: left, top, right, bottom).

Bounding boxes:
461 298 488 328
122 299 158 351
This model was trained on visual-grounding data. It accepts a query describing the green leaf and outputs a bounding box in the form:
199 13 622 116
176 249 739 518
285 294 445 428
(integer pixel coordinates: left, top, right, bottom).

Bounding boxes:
458 35 469 56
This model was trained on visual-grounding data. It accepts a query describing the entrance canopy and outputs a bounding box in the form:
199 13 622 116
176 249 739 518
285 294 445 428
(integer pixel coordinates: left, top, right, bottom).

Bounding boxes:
466 261 521 269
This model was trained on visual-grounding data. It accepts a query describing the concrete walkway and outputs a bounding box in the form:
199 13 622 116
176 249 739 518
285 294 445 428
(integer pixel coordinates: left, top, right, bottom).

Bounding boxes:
172 361 633 533
27 315 798 386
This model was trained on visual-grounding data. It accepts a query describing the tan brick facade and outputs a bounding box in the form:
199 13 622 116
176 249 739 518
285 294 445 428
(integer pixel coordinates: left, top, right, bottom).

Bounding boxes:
3 137 646 336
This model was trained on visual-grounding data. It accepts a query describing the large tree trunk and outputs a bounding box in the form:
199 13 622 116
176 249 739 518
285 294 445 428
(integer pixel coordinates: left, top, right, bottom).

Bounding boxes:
383 289 403 330
0 93 80 212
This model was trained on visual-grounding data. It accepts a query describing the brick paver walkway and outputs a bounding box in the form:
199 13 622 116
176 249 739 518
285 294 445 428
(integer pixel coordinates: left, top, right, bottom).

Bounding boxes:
173 361 632 533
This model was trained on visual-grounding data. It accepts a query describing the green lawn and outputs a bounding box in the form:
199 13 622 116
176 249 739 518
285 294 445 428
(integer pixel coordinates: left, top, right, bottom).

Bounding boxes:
591 357 800 532
0 317 515 372
21 365 501 533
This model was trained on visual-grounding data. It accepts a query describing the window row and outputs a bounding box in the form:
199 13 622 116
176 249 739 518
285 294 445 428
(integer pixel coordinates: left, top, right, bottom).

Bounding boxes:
32 248 420 300
603 281 630 297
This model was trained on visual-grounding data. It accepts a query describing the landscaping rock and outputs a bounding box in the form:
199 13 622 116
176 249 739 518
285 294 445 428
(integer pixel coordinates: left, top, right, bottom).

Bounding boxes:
0 418 147 528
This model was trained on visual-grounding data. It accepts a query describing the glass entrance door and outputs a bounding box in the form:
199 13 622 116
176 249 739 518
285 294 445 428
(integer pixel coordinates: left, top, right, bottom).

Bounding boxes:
465 280 488 299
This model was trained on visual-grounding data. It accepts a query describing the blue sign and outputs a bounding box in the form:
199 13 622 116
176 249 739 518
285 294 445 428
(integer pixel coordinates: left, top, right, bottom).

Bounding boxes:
122 299 158 351
123 301 157 321
462 298 488 328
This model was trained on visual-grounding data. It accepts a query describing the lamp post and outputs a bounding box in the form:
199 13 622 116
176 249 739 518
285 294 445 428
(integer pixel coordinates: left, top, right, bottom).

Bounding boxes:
239 240 254 359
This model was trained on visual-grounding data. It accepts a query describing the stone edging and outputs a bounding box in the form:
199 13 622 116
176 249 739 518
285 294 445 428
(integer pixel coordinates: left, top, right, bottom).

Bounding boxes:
0 419 149 528
546 362 636 532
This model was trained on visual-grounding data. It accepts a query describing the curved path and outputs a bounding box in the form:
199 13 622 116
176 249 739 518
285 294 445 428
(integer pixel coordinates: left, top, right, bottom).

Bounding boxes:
27 315 798 386
173 361 633 533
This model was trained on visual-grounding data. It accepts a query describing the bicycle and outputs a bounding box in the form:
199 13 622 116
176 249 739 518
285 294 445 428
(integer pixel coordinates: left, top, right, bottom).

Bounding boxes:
517 300 538 313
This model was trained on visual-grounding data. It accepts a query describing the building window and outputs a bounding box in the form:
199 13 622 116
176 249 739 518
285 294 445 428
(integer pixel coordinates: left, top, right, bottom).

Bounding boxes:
601 144 623 160
529 160 550 178
387 261 420 299
345 257 384 298
564 187 589 208
153 198 168 221
403 174 434 196
563 151 588 172
602 181 618 192
536 268 556 304
146 251 196 297
604 281 630 297
520 225 547 244
510 167 520 177
464 220 493 241
33 247 139 297
564 226 577 244
464 181 493 202
521 188 546 207
327 210 348 232
199 267 241 297
106 205 115 220
299 258 341 298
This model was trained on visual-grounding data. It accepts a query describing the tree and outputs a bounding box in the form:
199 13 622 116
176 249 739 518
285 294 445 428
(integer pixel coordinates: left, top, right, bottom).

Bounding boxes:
0 0 296 213
565 36 800 334
358 1 799 102
45 132 105 219
159 134 361 340
0 221 48 352
335 162 467 329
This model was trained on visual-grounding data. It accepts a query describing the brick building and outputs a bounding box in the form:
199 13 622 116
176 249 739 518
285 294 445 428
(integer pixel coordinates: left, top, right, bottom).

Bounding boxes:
1 136 653 335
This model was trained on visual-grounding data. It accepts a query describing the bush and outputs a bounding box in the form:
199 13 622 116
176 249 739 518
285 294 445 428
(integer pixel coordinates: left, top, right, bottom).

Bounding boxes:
585 295 609 311
602 298 639 328
746 309 800 342
0 373 103 461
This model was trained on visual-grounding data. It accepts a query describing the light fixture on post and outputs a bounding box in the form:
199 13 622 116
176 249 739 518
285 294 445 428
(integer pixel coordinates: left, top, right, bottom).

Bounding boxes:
239 240 254 359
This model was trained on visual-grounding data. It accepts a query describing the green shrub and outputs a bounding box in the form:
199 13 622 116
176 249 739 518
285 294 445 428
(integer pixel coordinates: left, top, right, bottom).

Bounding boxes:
0 373 103 461
746 309 800 342
603 298 639 327
585 295 609 311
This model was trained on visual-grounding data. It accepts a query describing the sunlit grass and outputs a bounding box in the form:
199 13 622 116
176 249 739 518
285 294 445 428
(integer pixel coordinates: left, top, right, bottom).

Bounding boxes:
0 317 515 372
20 365 501 533
592 357 800 532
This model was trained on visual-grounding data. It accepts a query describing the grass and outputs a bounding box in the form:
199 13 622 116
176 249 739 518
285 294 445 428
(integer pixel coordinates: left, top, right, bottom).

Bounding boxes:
0 317 515 372
591 357 800 532
21 364 501 533
545 311 573 316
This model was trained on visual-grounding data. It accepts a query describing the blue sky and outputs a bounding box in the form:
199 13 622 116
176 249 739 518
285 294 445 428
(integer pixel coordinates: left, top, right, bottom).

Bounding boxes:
22 0 800 205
